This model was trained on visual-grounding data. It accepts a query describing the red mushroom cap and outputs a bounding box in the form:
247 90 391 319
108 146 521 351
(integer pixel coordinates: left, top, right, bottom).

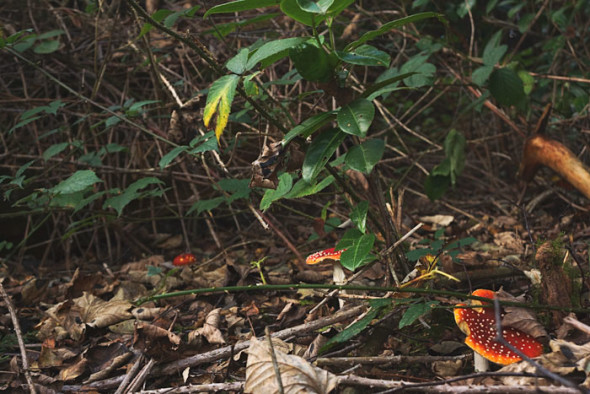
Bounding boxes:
454 289 543 365
173 253 197 266
305 248 345 265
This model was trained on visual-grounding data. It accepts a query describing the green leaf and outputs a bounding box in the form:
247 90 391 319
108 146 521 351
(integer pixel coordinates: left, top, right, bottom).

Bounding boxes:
400 55 435 87
127 100 160 115
321 298 391 354
159 146 188 169
289 43 333 82
280 0 323 26
8 116 40 134
282 111 336 145
337 98 375 137
345 12 442 51
518 70 534 95
260 173 293 210
203 74 240 140
340 233 375 271
103 177 164 216
482 31 506 66
217 178 251 202
364 71 415 100
443 129 465 184
296 0 334 14
489 67 526 107
163 5 200 27
187 197 225 215
424 173 450 201
51 170 102 195
350 200 368 233
405 248 433 262
42 142 69 161
336 228 363 250
204 0 279 17
345 139 385 174
283 175 334 199
399 301 439 329
189 131 219 154
336 45 390 67
302 128 346 182
246 37 307 70
471 65 494 86
226 48 250 74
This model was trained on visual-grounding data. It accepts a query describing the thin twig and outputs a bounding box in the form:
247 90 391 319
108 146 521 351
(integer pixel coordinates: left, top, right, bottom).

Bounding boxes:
0 281 36 394
265 327 285 394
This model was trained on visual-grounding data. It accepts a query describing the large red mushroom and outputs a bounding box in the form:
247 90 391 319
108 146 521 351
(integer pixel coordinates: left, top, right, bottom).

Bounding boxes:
454 289 543 366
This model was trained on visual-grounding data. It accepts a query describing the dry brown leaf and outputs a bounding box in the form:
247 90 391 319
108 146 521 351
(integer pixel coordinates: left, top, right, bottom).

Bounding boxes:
72 292 132 328
493 231 524 254
58 356 88 381
496 289 548 340
245 337 338 394
189 308 226 345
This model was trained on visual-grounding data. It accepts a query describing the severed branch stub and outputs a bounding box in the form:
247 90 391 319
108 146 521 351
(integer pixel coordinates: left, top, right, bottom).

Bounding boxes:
519 103 590 200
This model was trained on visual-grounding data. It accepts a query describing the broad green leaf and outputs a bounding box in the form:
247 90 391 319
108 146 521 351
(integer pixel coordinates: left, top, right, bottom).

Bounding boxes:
42 142 69 161
350 200 368 233
399 301 439 329
246 37 307 70
405 248 433 262
226 48 250 74
189 131 218 154
489 67 526 107
337 98 375 137
518 70 534 95
336 45 390 67
138 9 173 39
163 5 200 27
51 170 102 195
443 129 465 184
73 190 108 213
243 73 259 96
482 31 506 66
345 12 442 51
335 228 363 251
37 29 64 39
50 190 84 209
187 197 225 215
217 178 251 202
457 0 475 18
260 173 293 210
9 116 40 134
282 111 336 145
203 74 240 140
302 128 346 182
340 233 375 271
289 43 333 82
280 0 323 26
363 71 415 100
321 298 391 353
283 175 334 198
296 0 334 14
128 100 160 115
424 173 450 201
204 0 279 17
345 139 385 174
207 13 279 38
159 146 187 169
400 55 435 87
471 65 493 86
103 177 164 216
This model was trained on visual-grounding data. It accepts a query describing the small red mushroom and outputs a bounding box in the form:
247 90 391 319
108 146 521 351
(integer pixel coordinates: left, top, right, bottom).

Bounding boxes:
305 248 345 265
454 289 543 366
173 253 197 266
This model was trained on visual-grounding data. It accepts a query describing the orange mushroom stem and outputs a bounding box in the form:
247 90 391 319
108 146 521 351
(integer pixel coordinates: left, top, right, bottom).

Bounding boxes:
305 248 345 265
173 253 197 266
454 289 543 365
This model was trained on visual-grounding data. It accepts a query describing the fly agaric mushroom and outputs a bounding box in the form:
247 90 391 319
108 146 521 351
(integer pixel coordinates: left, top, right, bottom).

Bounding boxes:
306 248 347 306
454 289 543 370
173 252 197 266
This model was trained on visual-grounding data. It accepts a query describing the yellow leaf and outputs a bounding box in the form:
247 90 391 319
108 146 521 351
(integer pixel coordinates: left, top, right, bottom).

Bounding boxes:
203 74 240 141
